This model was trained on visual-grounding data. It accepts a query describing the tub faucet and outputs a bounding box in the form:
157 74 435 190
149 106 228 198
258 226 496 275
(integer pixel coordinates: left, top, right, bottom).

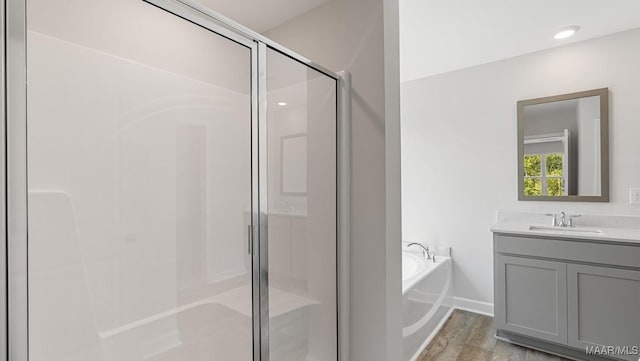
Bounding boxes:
407 243 431 260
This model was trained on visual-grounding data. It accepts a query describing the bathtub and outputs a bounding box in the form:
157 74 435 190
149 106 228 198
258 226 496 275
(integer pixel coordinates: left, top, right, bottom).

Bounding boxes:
402 251 453 361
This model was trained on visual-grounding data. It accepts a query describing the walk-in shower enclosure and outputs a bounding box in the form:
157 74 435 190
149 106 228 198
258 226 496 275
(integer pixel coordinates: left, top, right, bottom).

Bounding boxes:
1 1 343 360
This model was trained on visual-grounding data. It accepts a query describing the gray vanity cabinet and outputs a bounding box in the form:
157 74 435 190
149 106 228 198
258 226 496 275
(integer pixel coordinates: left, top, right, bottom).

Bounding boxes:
567 264 640 361
495 255 568 344
494 233 640 361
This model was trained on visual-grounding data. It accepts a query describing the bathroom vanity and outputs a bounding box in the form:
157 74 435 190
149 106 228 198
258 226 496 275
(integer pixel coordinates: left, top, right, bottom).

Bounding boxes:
492 214 640 361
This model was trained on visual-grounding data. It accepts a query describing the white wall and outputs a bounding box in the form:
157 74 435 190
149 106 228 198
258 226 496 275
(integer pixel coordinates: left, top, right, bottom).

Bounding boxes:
265 0 403 360
401 28 640 308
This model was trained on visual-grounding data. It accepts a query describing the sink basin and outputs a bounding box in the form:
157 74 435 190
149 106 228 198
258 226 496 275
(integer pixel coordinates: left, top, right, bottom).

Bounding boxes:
529 225 604 235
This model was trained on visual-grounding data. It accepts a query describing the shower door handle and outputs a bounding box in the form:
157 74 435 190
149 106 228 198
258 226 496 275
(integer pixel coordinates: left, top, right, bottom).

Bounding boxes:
247 224 253 255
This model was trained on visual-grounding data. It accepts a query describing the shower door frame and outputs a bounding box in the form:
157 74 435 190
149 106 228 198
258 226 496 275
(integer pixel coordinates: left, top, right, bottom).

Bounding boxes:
1 0 348 361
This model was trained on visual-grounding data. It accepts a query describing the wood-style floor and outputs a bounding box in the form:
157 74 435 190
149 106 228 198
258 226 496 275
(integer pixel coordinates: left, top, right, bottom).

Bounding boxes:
416 310 572 361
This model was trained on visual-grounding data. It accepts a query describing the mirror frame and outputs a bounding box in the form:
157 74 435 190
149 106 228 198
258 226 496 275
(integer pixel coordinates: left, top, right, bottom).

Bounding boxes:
517 88 609 202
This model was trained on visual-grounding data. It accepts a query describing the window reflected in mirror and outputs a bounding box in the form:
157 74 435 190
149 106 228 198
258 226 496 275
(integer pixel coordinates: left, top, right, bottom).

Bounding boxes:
523 153 564 196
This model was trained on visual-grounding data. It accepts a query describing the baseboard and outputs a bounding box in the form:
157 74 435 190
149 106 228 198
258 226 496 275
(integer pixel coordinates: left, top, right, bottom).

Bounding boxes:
453 297 494 317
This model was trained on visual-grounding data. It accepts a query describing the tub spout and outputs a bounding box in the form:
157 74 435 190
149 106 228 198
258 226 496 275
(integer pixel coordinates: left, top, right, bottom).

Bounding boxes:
407 243 431 260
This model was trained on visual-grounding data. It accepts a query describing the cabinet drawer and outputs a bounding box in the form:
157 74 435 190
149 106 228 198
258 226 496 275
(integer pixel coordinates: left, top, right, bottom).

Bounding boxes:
495 234 640 269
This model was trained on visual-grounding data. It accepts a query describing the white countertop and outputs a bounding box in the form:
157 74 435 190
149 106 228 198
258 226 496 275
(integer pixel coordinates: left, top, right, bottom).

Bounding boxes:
490 222 640 245
491 212 640 245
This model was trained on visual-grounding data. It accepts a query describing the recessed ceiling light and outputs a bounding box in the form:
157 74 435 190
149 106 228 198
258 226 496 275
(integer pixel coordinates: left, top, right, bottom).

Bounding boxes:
554 26 580 40
277 101 287 106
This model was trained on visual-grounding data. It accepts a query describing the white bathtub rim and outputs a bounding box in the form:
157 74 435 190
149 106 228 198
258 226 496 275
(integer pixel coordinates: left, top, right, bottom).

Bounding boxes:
401 253 451 295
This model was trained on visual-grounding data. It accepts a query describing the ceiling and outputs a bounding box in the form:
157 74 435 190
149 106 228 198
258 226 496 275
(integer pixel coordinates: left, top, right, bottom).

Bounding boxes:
400 0 640 82
198 0 331 33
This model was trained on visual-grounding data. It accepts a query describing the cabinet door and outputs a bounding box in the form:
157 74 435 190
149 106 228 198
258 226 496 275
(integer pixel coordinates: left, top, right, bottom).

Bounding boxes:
495 255 568 344
567 264 640 361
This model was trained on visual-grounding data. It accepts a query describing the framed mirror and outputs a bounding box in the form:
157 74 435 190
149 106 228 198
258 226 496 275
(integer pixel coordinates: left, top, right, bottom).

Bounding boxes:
517 88 609 202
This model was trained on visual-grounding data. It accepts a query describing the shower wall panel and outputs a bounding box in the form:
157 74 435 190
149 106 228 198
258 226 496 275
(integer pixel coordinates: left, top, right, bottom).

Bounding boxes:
27 1 253 360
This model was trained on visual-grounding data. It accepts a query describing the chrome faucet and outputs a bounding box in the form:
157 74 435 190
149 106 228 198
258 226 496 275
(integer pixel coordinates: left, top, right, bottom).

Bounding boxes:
407 243 431 260
546 212 581 227
559 212 567 227
568 214 581 227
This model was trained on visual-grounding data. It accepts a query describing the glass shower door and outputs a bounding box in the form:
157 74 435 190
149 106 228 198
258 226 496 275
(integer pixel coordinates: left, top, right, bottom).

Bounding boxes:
264 47 338 361
26 1 254 360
